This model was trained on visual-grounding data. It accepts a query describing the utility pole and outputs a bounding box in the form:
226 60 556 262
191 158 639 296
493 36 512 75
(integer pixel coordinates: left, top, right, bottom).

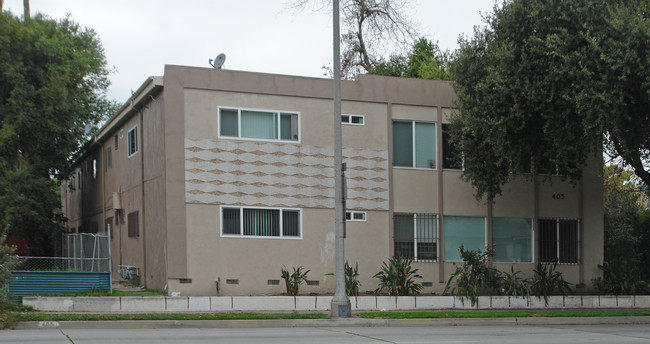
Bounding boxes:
23 0 30 19
330 0 351 318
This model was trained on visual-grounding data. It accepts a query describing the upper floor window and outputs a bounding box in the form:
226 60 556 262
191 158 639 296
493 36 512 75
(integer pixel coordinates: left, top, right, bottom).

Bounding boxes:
219 107 299 142
392 120 436 169
105 147 112 172
442 124 463 170
342 114 364 125
221 206 301 238
127 125 138 157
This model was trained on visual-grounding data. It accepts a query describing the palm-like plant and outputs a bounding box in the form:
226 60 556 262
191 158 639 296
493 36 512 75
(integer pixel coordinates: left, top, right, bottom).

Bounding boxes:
373 257 422 296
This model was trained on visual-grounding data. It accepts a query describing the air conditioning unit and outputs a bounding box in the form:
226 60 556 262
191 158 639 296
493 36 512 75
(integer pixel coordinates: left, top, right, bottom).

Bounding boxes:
113 192 122 209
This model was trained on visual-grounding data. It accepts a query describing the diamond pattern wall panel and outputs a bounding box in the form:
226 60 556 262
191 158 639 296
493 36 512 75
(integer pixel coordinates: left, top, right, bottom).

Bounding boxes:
185 139 389 210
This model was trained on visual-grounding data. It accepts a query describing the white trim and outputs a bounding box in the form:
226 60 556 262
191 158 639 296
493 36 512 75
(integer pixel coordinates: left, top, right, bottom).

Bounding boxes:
219 205 303 240
127 125 138 158
341 114 365 126
217 106 301 143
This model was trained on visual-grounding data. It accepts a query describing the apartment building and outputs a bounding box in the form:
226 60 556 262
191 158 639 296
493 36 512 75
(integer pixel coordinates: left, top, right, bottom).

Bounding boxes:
61 65 603 295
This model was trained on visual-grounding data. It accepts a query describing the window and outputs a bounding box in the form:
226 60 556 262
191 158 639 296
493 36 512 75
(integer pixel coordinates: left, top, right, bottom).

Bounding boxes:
105 148 112 171
114 134 118 150
92 159 97 180
345 211 366 221
393 213 437 261
443 216 486 261
221 206 301 238
127 125 138 157
342 114 364 125
539 218 579 263
219 107 299 142
492 218 533 263
442 124 463 170
128 211 139 238
392 120 436 169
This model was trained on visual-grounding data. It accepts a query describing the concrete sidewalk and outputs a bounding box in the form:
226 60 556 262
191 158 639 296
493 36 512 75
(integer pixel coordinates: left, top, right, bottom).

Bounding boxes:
13 315 650 330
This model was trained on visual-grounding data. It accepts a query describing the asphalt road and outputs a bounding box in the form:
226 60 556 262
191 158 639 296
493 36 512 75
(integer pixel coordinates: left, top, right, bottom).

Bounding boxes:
3 324 650 344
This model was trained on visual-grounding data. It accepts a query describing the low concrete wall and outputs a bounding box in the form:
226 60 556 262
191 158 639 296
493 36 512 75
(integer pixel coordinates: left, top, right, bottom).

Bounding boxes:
23 295 650 313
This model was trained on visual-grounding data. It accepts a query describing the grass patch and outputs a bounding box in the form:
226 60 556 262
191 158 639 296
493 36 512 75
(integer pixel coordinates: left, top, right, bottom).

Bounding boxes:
8 312 330 322
358 310 650 319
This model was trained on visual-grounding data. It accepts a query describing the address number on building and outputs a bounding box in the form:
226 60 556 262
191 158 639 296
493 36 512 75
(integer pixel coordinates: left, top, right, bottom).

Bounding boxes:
552 193 565 200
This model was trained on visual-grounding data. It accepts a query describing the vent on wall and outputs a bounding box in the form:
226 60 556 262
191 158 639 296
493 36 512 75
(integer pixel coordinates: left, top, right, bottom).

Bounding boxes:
422 282 433 287
267 280 280 285
306 280 319 286
226 279 239 285
179 278 192 284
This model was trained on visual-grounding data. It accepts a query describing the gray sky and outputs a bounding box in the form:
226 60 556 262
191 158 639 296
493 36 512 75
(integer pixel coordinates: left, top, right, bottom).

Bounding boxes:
3 0 496 104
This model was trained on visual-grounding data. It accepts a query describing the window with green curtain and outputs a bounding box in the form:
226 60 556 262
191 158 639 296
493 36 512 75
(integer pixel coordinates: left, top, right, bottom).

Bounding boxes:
492 218 532 262
392 121 413 167
415 122 436 168
241 110 277 140
243 208 279 236
282 210 300 237
220 108 239 137
443 216 485 261
222 208 241 235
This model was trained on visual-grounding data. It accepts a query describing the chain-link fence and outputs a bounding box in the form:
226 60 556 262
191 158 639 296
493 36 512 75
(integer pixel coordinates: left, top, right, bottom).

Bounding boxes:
15 232 111 272
14 256 110 272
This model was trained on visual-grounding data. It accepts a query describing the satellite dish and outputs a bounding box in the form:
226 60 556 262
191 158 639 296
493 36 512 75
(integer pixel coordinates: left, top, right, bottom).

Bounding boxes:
209 53 226 69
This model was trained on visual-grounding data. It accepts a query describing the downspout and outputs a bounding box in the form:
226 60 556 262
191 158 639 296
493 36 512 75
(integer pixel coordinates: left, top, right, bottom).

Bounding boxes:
140 108 147 288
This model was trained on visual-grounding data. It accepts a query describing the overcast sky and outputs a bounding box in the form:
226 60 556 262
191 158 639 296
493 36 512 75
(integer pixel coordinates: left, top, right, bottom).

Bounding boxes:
3 0 497 104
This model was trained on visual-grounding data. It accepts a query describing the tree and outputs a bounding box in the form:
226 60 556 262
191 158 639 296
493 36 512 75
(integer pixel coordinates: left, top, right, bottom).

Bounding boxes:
290 0 418 78
596 165 650 294
450 0 650 201
371 37 453 80
0 12 114 255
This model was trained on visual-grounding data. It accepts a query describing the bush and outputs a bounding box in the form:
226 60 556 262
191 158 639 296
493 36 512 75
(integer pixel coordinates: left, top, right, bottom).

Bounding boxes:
280 265 309 296
593 262 650 295
444 246 502 306
373 257 422 296
500 266 531 298
531 261 572 305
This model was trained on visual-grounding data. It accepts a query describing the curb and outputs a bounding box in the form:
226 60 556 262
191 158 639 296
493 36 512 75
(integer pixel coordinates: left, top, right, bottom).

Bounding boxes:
13 316 650 330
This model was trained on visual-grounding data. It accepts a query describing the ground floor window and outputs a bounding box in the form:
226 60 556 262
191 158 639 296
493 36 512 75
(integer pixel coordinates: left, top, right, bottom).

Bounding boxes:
393 213 437 261
443 216 486 261
221 206 301 238
492 217 533 263
539 218 579 263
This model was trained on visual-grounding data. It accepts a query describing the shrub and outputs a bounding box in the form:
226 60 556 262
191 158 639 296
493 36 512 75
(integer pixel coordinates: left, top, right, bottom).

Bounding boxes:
373 257 422 296
593 262 650 295
500 266 530 298
345 261 361 296
280 265 309 296
531 261 572 305
444 245 501 306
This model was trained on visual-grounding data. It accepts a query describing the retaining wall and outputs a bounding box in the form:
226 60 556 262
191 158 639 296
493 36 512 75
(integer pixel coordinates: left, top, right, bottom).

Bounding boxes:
22 295 650 313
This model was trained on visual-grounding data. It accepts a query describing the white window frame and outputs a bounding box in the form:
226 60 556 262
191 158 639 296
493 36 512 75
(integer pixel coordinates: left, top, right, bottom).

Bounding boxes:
491 217 534 264
341 114 365 126
442 216 488 262
127 125 138 158
345 211 367 222
220 205 302 239
218 106 300 143
392 120 437 170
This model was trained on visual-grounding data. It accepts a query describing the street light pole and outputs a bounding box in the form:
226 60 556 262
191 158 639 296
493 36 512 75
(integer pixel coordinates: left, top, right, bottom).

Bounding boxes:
330 0 351 318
